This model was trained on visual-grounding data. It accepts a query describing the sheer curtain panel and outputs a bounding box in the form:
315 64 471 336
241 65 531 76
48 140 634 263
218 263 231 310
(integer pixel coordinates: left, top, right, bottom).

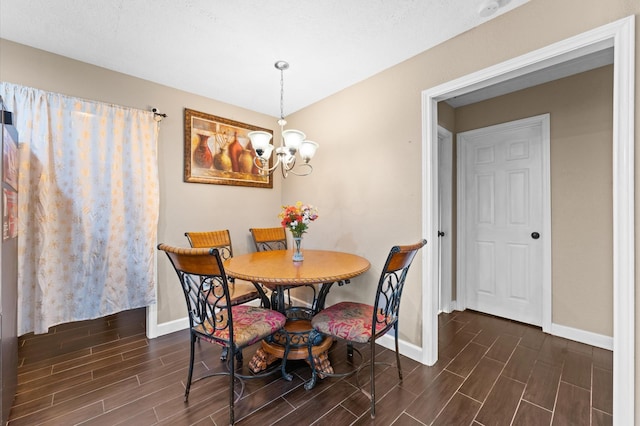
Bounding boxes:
0 83 159 335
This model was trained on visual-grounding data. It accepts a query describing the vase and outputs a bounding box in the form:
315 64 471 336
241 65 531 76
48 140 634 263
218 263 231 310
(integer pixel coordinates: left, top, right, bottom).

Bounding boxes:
238 149 254 173
228 132 242 172
193 134 213 169
292 236 304 262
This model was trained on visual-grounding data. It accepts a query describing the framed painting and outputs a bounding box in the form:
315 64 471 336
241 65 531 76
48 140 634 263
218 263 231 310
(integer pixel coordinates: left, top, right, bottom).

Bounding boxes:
184 108 273 188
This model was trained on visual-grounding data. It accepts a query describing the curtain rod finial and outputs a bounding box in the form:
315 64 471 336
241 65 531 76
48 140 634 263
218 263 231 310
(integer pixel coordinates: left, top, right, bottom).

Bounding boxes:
152 108 167 121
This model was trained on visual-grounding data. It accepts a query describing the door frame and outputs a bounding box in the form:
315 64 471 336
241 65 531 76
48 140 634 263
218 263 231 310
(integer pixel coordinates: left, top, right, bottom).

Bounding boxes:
437 126 453 313
456 114 551 330
420 16 634 424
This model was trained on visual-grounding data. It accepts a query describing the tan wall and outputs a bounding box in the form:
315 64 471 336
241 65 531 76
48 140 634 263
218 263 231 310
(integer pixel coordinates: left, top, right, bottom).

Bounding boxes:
280 0 638 416
286 1 637 345
454 65 614 336
0 39 284 323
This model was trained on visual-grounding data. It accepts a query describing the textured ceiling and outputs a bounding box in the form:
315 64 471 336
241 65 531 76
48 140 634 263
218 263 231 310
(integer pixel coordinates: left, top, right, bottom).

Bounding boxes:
0 0 529 117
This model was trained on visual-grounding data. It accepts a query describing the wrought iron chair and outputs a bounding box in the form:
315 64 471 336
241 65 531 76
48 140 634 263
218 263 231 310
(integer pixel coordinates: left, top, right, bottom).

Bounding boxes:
186 230 271 362
249 226 307 312
185 230 270 308
158 244 287 426
249 227 288 251
305 239 427 419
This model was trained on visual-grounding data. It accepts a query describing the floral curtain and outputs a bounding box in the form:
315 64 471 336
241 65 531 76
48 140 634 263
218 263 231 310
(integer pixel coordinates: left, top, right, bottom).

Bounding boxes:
0 83 159 335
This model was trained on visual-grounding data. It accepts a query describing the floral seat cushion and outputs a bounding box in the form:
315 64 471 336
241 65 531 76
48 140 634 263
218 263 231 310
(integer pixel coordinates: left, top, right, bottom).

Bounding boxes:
311 301 390 343
194 305 286 347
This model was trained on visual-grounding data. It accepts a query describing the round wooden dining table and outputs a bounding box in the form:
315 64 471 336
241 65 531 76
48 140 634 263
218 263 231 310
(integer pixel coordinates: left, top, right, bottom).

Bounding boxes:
224 249 370 376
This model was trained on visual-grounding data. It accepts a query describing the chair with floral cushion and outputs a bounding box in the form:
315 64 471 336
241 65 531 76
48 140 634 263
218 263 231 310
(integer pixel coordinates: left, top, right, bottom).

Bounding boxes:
305 239 427 419
157 243 287 426
185 230 271 362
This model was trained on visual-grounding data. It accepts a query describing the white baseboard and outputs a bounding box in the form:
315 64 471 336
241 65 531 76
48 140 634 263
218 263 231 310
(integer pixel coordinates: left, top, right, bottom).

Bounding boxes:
550 322 613 351
146 298 263 339
152 315 190 338
376 333 424 363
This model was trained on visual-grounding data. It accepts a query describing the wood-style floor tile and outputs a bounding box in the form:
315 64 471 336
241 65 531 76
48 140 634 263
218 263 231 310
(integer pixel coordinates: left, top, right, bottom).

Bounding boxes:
458 357 504 402
519 327 547 351
439 331 476 360
502 345 538 383
351 384 417 425
536 336 568 366
446 342 488 378
391 412 425 425
485 334 520 363
404 370 464 424
8 308 613 425
592 367 613 414
592 347 613 371
313 406 357 425
592 408 613 426
432 392 481 425
561 350 592 390
522 361 562 410
552 382 590 425
512 400 552 425
474 375 524 426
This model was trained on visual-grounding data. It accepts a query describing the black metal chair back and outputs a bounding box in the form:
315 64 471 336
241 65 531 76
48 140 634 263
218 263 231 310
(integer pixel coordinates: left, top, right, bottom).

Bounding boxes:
306 239 427 419
160 245 234 346
158 243 286 425
372 241 425 339
249 227 288 251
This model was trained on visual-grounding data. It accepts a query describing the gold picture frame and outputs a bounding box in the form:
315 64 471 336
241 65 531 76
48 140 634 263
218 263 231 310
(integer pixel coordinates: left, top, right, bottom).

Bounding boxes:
184 108 273 188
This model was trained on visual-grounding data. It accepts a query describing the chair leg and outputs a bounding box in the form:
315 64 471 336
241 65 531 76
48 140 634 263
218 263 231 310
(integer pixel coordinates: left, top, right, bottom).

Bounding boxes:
394 324 403 381
229 345 235 425
185 332 196 402
369 338 376 419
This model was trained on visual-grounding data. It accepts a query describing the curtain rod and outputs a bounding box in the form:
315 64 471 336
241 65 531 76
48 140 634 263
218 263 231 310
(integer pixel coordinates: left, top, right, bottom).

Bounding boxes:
152 108 167 122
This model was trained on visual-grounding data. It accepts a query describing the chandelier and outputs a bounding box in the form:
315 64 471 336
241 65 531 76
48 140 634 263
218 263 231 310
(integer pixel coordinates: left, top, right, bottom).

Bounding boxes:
248 61 318 178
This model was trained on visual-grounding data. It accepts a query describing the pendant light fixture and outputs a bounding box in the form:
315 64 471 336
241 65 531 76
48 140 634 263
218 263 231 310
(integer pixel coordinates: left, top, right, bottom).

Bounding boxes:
248 61 318 177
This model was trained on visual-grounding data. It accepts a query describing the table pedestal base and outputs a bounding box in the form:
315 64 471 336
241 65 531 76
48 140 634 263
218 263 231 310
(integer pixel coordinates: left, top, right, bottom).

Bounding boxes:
248 319 334 378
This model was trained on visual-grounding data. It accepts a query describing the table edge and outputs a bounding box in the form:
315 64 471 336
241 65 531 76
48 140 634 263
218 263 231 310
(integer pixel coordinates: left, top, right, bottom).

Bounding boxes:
224 250 371 285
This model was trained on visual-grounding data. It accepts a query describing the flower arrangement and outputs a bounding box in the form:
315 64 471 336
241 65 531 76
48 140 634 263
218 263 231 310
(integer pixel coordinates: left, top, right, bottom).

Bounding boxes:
279 201 319 238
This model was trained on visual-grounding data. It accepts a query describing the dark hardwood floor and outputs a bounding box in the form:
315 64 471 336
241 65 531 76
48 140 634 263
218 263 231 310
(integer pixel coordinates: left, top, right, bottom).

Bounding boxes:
9 308 612 425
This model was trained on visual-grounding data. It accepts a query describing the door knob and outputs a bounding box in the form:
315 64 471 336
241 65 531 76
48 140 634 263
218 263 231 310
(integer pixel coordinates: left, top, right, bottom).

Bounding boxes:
531 232 540 239
438 231 445 237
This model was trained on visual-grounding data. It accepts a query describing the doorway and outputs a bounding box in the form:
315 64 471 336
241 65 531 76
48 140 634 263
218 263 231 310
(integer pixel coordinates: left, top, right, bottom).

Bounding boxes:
457 114 550 327
421 16 634 424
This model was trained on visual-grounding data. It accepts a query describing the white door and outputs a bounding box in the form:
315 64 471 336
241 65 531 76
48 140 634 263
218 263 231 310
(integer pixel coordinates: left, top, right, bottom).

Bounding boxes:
457 114 550 326
438 126 452 313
